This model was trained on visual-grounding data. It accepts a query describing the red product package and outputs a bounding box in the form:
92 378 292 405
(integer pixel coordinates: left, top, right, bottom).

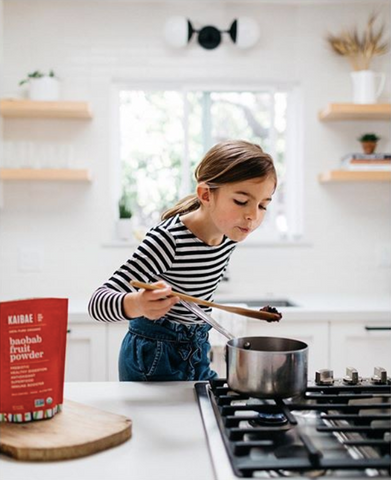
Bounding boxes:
0 298 68 422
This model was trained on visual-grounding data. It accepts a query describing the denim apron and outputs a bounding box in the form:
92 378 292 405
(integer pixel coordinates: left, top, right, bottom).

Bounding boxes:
118 317 218 381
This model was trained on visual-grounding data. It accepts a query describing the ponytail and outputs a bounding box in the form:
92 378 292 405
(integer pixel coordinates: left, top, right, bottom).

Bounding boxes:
161 194 200 220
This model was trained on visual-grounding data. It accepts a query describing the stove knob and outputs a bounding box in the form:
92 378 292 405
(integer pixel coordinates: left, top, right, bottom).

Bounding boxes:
315 369 334 386
343 367 359 385
371 366 388 385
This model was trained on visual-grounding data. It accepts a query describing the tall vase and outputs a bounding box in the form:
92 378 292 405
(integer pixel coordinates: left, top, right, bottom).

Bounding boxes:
350 70 386 104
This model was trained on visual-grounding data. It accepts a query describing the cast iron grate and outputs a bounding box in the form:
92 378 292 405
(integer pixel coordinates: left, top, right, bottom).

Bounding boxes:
205 378 391 478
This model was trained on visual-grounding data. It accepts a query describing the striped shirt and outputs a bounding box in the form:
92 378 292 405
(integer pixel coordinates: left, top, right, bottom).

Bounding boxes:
88 214 237 325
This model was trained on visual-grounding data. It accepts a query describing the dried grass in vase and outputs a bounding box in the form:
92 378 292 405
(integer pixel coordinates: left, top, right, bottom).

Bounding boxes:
326 13 389 71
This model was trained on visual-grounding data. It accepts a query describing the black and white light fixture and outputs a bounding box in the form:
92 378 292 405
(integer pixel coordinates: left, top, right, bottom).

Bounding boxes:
163 16 260 50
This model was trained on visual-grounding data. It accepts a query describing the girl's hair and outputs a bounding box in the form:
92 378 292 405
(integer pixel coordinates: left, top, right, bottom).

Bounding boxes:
161 139 277 220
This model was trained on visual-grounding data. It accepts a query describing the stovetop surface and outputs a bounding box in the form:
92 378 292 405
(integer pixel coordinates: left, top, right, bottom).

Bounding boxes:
195 376 391 479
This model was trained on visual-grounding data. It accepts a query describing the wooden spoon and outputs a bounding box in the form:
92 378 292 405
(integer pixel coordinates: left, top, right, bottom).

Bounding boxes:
130 280 282 323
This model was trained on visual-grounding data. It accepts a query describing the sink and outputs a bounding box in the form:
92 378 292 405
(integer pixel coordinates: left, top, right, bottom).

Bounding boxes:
244 299 297 307
220 299 298 307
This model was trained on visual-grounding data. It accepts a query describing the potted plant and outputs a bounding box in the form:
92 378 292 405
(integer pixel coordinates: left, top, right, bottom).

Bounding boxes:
326 14 389 103
358 133 380 154
117 193 134 241
19 70 60 101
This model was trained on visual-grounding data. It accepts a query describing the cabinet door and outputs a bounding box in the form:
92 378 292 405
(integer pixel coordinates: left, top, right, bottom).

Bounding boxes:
330 322 391 378
246 320 330 380
209 312 329 380
65 324 107 382
210 345 227 378
107 322 129 381
209 309 250 378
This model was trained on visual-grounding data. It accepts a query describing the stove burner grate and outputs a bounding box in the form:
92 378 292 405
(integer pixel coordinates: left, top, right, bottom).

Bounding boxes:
195 378 391 478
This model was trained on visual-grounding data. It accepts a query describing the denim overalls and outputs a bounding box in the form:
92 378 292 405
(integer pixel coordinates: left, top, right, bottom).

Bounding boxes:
119 317 218 381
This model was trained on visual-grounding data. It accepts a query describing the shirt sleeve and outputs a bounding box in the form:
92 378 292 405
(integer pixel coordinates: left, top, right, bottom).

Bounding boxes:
88 225 176 323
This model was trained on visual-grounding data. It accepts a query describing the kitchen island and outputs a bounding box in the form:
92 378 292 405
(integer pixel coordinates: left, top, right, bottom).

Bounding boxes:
0 381 215 480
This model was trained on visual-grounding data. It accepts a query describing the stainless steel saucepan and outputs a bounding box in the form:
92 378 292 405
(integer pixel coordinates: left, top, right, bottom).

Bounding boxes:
182 299 308 398
226 335 308 398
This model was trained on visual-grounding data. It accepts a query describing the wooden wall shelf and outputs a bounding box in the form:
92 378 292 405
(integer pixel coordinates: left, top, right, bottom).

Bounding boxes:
319 170 391 183
319 103 391 121
0 100 93 119
0 169 92 182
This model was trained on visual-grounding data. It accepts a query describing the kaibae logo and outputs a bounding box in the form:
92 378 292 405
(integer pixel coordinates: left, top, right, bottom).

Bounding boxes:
8 313 34 325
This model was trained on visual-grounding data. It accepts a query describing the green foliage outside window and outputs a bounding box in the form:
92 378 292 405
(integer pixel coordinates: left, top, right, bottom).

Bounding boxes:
119 89 288 234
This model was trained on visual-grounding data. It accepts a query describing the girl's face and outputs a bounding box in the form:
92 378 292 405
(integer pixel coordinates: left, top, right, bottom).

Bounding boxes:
205 176 276 242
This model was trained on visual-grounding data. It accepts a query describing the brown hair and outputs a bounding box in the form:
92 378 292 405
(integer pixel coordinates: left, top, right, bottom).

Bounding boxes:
161 140 277 220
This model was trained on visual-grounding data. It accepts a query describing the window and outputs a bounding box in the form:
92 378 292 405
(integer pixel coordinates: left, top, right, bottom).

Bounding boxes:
118 86 302 242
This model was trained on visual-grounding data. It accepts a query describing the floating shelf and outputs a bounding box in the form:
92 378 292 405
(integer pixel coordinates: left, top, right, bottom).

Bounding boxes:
319 103 391 121
0 99 93 119
0 168 92 182
319 170 391 183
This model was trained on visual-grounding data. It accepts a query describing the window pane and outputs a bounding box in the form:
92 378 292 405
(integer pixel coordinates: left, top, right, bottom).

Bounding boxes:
120 90 184 225
273 92 288 237
186 91 204 193
119 88 295 241
194 91 288 240
210 91 271 148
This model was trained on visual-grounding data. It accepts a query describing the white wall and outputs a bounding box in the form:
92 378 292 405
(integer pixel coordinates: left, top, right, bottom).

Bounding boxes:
0 0 390 305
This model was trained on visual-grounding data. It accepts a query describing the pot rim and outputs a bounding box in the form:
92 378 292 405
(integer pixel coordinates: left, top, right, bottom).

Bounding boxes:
226 335 308 353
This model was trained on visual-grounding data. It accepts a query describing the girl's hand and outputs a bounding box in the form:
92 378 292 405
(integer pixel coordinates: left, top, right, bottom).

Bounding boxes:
124 281 179 320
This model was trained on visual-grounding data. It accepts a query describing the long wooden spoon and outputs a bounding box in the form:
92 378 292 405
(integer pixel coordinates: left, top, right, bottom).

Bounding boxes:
130 280 282 323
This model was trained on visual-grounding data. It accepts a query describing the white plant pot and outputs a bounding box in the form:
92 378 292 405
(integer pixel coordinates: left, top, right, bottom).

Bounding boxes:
29 77 60 101
116 219 134 241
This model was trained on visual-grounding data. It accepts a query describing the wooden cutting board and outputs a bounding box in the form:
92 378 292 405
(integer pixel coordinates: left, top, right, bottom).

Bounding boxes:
0 399 132 461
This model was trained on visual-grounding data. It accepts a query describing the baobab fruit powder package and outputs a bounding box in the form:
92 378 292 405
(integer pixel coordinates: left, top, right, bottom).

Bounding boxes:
0 298 68 422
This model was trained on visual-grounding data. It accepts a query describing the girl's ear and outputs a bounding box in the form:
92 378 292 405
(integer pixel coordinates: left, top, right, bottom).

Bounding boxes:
196 183 211 206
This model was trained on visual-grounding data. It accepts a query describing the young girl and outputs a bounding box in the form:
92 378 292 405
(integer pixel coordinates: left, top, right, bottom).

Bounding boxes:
88 140 277 381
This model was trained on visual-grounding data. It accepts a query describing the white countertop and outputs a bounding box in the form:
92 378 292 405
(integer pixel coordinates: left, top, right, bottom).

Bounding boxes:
215 293 391 316
0 382 215 480
68 294 391 324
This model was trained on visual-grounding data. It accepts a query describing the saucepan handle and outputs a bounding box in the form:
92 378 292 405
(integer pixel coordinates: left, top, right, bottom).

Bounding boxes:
179 298 235 340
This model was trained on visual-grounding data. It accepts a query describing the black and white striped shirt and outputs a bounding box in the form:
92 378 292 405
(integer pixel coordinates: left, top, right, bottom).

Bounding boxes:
88 214 237 325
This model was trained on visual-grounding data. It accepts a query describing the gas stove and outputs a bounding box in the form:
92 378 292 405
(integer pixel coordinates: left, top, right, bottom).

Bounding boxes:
195 367 391 479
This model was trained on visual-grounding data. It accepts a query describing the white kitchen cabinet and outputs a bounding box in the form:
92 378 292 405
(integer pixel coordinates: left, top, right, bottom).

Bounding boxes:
330 321 391 378
208 311 329 380
245 320 329 380
208 308 249 377
64 324 107 382
210 345 227 377
107 322 129 381
66 313 390 383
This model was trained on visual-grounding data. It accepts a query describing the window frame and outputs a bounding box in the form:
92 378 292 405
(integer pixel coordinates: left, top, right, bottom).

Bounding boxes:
112 81 303 244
